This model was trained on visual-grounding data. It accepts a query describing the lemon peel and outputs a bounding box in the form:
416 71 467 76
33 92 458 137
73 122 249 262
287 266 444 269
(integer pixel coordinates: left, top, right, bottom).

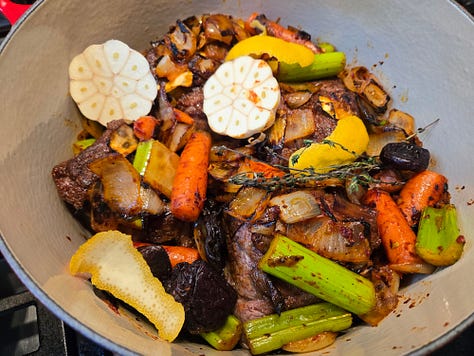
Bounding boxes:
289 115 369 173
69 230 184 342
225 35 315 67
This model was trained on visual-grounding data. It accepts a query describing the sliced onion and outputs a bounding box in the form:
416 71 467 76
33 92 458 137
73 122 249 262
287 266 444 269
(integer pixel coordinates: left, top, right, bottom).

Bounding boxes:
227 187 269 220
166 122 194 152
89 154 142 216
366 130 406 157
286 216 371 263
283 109 316 143
387 109 415 135
269 191 321 224
283 91 312 109
140 186 165 215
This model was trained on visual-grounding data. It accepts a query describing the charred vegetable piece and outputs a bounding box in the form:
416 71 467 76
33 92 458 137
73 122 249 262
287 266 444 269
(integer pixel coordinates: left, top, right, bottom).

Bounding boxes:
203 56 280 139
137 244 172 282
164 260 237 334
109 124 138 156
194 201 228 269
244 302 352 355
259 234 376 315
380 142 430 172
69 230 185 342
245 13 321 53
88 154 142 216
416 205 465 266
277 52 346 82
200 315 243 351
69 39 158 125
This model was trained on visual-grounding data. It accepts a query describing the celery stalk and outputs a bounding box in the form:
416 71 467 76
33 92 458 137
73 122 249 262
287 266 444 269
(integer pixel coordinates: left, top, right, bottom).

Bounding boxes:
318 42 336 53
201 315 243 351
72 138 96 155
259 234 376 315
244 302 352 355
277 52 346 82
416 204 465 266
132 140 153 175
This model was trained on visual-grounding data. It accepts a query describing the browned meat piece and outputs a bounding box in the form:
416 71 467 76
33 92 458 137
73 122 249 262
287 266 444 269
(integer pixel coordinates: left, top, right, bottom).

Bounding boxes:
51 120 125 210
226 222 279 322
175 87 210 131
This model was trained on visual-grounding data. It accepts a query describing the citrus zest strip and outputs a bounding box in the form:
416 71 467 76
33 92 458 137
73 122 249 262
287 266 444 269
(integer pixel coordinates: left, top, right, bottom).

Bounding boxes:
225 35 315 67
69 230 185 342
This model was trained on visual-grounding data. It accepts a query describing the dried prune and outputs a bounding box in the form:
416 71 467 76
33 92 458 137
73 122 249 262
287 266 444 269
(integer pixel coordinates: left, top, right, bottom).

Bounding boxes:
137 245 172 282
164 260 237 334
380 142 430 172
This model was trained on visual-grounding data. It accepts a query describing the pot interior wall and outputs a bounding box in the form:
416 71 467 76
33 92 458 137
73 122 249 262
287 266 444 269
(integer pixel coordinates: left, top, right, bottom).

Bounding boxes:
0 0 472 355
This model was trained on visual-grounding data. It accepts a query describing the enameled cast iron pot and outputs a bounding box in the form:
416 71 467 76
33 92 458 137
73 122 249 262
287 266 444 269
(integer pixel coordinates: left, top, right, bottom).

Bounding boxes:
0 1 473 354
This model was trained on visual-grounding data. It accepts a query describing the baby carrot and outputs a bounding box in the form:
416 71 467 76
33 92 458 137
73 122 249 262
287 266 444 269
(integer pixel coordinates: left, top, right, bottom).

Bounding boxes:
397 170 448 227
245 13 321 53
364 189 434 274
162 246 200 267
133 116 158 141
173 108 195 125
242 158 286 179
133 242 200 267
170 131 212 222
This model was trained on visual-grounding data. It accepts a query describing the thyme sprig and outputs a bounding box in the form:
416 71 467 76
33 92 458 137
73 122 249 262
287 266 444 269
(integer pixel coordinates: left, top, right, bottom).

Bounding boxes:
228 157 389 192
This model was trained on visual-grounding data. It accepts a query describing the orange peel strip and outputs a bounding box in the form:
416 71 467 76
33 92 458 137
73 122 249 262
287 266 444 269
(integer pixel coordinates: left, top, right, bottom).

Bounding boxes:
69 230 185 342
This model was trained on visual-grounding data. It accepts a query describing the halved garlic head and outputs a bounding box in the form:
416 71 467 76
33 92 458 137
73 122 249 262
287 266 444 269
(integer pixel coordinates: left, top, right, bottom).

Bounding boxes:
69 39 158 126
203 56 280 139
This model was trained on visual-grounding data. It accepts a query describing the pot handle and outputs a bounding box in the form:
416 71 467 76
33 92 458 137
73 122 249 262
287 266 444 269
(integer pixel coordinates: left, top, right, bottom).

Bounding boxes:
0 0 31 25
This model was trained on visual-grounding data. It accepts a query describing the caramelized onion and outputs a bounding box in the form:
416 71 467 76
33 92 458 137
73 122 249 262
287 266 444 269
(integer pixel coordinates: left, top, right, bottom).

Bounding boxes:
89 154 142 216
227 187 269 220
269 191 321 224
140 186 165 215
283 109 316 143
285 216 371 263
203 14 235 45
366 130 406 157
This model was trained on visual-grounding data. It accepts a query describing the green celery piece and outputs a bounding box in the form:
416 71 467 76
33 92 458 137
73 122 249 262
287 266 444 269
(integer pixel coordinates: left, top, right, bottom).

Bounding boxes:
201 315 243 351
259 234 376 315
277 52 346 82
244 302 352 355
318 42 336 53
416 204 465 266
72 138 96 154
132 140 154 176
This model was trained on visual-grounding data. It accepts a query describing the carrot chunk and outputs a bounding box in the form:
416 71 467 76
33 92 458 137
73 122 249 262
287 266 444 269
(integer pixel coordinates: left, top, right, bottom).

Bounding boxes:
364 189 434 274
397 170 448 227
170 131 212 222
